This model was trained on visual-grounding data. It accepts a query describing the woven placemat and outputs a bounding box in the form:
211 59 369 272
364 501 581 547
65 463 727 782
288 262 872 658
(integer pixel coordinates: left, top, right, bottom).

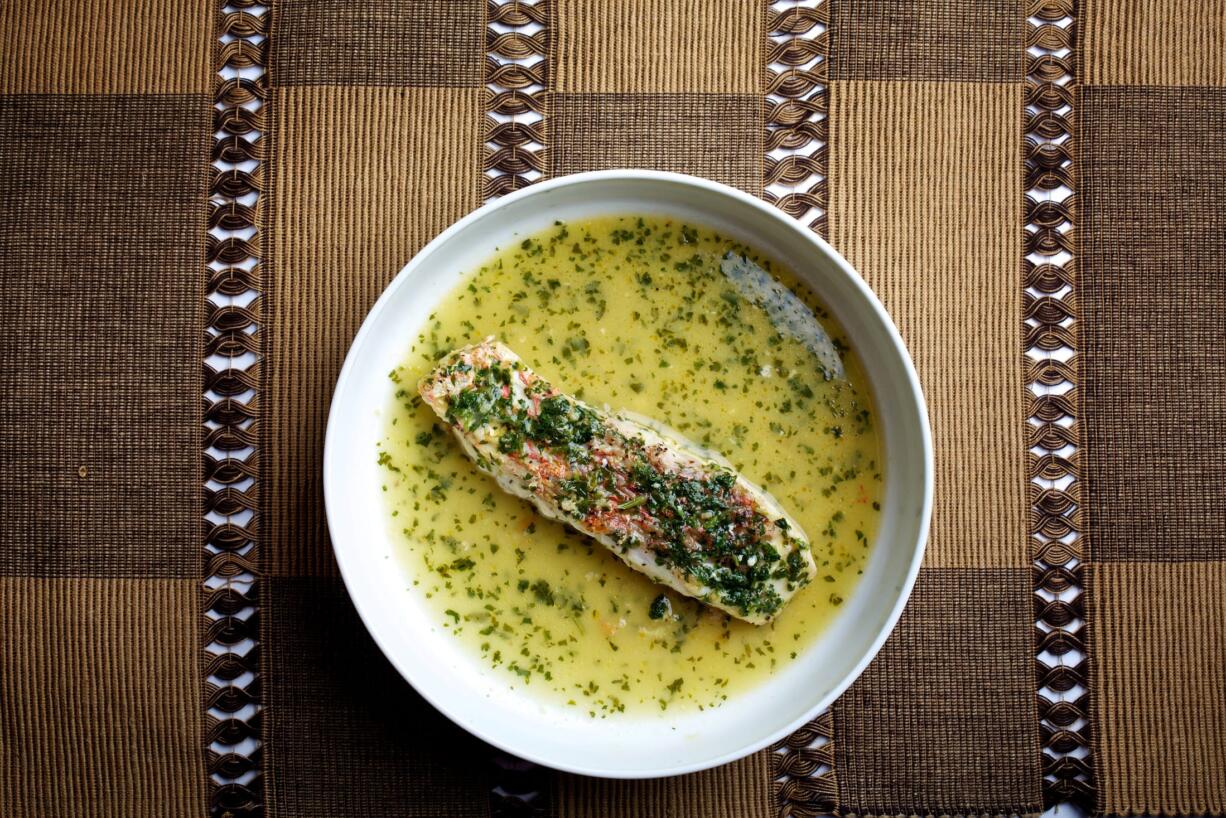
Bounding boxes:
1 1 1223 817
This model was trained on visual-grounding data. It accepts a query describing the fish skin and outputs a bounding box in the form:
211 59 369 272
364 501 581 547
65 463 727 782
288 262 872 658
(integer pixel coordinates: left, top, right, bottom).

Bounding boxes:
418 337 817 624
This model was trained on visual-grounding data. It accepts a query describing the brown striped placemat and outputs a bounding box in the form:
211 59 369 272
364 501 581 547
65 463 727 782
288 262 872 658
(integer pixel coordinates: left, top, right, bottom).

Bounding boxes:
0 2 214 816
1077 3 1226 812
1 1 1224 817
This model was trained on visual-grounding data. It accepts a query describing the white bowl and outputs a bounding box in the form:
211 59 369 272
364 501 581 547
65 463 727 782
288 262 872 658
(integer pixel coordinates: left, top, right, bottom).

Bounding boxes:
324 170 932 778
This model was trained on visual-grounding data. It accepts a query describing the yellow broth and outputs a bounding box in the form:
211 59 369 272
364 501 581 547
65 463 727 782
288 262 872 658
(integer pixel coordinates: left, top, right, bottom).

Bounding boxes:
379 215 882 716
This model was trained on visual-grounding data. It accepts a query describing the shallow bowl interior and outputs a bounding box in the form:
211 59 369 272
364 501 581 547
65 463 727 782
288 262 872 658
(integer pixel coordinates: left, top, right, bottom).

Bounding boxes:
324 170 932 778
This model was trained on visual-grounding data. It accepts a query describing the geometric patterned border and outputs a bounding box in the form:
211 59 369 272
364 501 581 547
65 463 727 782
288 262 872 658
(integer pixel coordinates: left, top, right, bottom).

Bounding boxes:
1024 0 1094 809
764 2 835 815
205 2 266 815
485 2 550 815
484 0 548 197
763 0 830 239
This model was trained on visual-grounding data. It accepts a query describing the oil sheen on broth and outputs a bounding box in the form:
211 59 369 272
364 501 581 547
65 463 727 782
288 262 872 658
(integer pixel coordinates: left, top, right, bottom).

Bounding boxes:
379 216 882 716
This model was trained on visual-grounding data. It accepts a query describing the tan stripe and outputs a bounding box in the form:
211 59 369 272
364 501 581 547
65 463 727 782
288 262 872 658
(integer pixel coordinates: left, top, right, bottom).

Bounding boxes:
0 578 204 817
554 0 763 93
1081 0 1226 86
556 751 774 818
1087 561 1226 814
829 80 1026 570
0 0 212 94
266 86 483 577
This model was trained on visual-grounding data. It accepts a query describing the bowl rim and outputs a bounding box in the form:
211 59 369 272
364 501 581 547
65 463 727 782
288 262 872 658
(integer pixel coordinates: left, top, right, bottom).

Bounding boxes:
324 168 933 779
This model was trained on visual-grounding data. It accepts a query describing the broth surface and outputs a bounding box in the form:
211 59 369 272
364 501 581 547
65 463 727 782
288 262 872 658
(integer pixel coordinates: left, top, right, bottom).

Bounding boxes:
379 215 882 715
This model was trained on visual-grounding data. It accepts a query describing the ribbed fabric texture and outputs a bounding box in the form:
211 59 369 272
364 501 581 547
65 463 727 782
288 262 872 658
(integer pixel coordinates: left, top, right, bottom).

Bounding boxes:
1 8 210 806
548 93 765 194
1087 562 1226 815
261 27 492 812
269 0 486 87
1080 0 1226 86
827 0 1023 82
0 578 205 816
266 85 483 578
554 0 764 93
0 0 213 94
833 570 1041 814
262 578 492 816
1079 68 1226 814
821 12 1041 816
0 94 207 580
829 79 1027 571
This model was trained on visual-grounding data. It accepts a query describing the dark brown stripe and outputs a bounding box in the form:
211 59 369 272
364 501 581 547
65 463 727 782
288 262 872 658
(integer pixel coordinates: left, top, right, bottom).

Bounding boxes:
269 0 486 88
827 0 1024 83
262 577 492 817
1079 84 1226 815
0 94 209 579
1079 87 1226 564
546 93 765 194
555 753 775 818
833 569 1043 815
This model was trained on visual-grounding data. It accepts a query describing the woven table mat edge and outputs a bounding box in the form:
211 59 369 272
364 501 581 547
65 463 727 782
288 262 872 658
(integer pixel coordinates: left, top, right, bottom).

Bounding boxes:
1024 1 1094 812
205 2 267 817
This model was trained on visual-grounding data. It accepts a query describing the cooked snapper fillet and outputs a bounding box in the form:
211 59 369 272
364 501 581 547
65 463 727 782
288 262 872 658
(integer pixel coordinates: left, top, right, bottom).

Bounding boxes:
418 338 817 624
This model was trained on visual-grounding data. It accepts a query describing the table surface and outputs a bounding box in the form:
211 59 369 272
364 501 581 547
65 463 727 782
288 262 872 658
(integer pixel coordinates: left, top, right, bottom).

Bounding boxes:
1 2 1223 817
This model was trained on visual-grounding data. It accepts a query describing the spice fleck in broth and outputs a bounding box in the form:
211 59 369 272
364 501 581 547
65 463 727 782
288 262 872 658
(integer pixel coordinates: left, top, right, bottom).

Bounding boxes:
379 216 882 715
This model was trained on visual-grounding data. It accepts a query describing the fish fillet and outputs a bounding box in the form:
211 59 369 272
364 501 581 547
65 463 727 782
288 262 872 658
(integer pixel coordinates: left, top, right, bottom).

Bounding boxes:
417 338 817 624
